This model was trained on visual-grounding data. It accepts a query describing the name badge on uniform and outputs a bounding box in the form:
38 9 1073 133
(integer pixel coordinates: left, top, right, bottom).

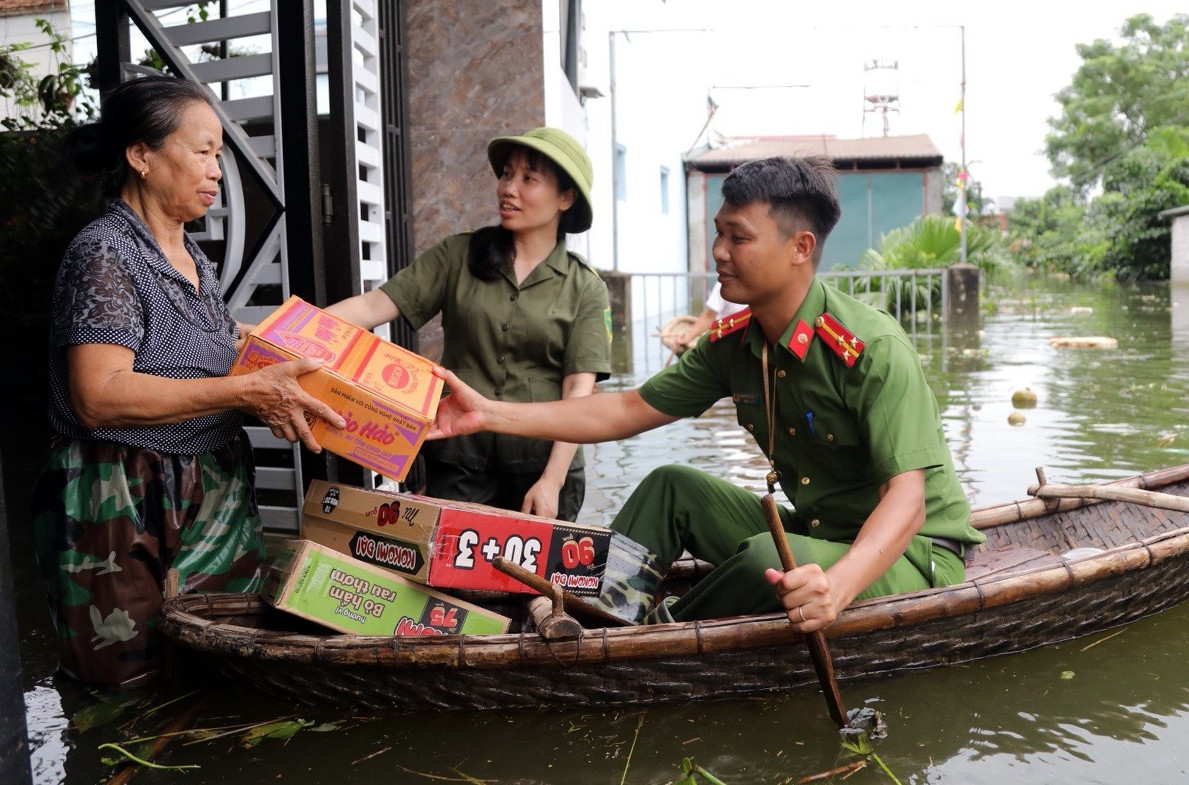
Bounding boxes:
732 392 762 406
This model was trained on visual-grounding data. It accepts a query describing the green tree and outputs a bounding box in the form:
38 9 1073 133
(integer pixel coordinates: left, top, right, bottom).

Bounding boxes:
1090 128 1189 280
862 214 1012 273
1017 13 1189 280
1044 13 1189 192
1007 187 1103 277
0 18 94 130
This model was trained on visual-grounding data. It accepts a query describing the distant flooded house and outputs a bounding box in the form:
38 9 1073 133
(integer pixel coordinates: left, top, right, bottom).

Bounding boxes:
1160 204 1189 284
684 134 945 272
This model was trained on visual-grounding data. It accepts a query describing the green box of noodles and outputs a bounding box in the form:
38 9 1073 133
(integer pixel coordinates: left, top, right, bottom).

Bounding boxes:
261 539 510 636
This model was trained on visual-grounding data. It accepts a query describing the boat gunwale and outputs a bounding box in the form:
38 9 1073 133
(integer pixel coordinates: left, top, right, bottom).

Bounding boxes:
162 463 1189 671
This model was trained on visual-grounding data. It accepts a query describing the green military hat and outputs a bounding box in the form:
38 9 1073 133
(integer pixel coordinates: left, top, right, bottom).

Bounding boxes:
487 127 594 233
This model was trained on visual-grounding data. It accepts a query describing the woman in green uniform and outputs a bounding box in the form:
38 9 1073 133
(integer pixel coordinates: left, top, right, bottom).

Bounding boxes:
327 127 611 521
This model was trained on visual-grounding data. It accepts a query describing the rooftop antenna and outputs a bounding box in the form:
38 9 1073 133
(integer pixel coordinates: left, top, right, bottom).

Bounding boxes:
862 58 900 137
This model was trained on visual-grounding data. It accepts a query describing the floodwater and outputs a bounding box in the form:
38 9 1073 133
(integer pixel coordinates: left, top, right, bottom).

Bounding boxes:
11 274 1189 784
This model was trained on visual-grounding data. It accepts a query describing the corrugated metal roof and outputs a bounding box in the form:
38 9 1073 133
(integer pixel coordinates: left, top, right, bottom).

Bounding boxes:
687 134 943 169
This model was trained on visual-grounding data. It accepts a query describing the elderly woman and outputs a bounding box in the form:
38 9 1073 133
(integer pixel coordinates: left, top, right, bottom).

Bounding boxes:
327 127 611 521
31 76 344 686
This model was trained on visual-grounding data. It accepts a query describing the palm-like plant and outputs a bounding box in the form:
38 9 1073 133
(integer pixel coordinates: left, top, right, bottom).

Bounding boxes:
866 214 1012 271
845 215 1014 315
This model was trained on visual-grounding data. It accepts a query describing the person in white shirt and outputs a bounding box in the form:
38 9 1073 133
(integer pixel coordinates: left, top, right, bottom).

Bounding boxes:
673 282 747 352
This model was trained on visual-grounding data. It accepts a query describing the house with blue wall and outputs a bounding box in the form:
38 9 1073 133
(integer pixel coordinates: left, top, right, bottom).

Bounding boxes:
685 134 944 273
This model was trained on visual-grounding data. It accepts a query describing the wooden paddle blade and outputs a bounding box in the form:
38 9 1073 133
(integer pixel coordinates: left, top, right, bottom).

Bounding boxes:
762 493 848 727
805 633 847 727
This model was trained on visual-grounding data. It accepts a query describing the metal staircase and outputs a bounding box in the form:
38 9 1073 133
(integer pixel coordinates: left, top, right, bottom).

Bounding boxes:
94 0 397 531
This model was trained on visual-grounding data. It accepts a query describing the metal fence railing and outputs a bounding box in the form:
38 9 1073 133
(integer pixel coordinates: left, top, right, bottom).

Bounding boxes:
626 268 946 333
821 267 948 330
619 268 948 375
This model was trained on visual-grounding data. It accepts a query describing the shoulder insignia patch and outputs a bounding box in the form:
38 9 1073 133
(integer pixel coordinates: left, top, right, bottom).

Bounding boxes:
814 312 865 368
709 308 752 342
567 251 595 271
787 319 815 360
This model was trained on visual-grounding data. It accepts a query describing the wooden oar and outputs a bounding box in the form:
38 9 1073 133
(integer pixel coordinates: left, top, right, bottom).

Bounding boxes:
1028 467 1189 513
763 494 848 727
491 557 635 628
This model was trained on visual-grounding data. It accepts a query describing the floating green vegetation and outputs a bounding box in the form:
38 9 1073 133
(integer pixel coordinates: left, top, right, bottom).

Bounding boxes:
79 688 346 779
674 757 730 785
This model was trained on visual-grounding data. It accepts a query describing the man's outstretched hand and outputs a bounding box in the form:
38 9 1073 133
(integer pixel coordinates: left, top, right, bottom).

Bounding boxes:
427 367 492 440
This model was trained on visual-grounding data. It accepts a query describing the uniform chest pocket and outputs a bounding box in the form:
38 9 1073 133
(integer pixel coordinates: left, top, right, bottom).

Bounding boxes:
803 410 862 449
730 390 767 439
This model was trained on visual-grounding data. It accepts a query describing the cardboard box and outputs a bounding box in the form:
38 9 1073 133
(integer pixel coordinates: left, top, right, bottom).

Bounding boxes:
232 295 443 481
301 480 663 622
261 539 511 637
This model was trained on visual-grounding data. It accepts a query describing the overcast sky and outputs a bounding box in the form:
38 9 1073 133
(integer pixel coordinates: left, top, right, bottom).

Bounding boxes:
607 0 1186 202
59 1 1187 203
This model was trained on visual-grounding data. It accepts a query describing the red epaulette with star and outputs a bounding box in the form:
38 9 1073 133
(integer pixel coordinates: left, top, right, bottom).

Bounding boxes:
708 308 752 342
814 312 865 367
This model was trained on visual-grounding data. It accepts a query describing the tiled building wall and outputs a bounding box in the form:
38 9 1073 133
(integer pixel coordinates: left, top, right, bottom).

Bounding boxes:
406 0 546 258
404 0 546 359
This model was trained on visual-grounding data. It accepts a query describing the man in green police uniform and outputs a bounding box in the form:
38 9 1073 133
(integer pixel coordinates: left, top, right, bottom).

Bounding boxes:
428 155 984 630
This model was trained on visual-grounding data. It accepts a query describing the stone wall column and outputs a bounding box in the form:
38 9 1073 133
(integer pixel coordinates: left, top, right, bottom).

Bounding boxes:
945 262 980 333
404 0 547 361
601 271 633 375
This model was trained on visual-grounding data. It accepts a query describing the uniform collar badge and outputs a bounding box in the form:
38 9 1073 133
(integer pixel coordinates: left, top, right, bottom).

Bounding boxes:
787 319 814 360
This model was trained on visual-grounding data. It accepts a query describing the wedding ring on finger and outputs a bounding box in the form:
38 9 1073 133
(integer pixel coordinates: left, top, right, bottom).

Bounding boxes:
797 606 806 622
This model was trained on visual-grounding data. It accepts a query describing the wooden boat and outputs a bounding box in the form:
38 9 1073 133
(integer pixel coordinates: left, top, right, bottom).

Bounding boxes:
161 464 1189 713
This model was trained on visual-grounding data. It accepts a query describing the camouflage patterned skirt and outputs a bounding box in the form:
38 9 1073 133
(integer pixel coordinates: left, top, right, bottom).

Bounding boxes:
31 431 266 686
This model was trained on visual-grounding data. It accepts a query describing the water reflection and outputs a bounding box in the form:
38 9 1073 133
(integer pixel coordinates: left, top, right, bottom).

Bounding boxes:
1172 281 1189 347
24 685 66 785
948 277 1189 503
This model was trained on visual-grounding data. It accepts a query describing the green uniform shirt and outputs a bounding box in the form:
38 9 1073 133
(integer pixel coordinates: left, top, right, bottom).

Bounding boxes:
380 233 612 472
639 278 981 547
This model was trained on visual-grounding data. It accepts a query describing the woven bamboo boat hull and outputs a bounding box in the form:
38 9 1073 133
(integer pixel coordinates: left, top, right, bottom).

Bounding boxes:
161 464 1189 712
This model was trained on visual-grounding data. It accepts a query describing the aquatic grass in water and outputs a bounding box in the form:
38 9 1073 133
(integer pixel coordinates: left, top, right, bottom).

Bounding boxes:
675 757 731 785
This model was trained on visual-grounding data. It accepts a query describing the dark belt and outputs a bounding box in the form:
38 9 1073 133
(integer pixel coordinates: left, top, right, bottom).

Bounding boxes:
930 536 965 559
